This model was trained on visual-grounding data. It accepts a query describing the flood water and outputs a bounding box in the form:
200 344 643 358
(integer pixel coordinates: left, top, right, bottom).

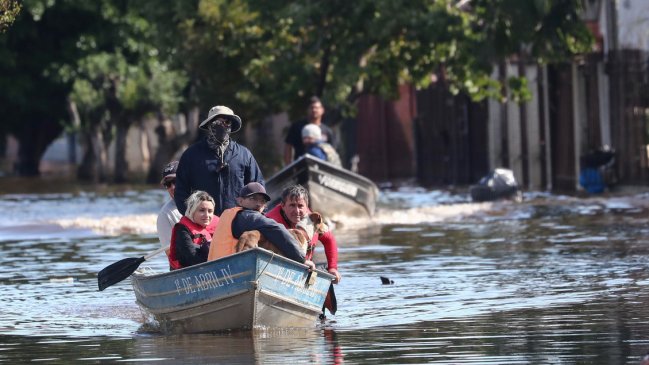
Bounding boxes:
2 183 649 364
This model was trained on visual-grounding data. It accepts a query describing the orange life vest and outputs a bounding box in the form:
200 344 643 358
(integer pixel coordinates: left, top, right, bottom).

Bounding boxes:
168 216 212 270
207 207 242 261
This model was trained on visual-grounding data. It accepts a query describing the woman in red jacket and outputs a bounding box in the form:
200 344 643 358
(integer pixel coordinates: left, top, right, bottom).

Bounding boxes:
168 191 218 270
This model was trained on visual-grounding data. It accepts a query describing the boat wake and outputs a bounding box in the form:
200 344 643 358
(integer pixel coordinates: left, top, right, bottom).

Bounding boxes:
53 214 158 236
2 188 649 241
329 189 649 232
331 202 496 231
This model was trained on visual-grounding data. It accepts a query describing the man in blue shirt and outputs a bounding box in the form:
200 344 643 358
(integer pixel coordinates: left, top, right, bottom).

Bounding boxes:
174 105 264 216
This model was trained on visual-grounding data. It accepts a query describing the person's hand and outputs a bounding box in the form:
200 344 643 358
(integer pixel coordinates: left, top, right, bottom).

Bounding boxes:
304 260 316 271
328 268 341 284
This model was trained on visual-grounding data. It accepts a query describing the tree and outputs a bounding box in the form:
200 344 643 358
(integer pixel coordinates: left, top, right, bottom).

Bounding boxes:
1 0 592 178
140 0 271 115
242 0 592 115
0 1 107 175
0 0 21 33
137 0 593 176
60 2 187 182
138 0 279 178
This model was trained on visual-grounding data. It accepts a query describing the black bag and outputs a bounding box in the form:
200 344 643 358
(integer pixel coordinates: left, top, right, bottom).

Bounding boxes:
470 168 522 202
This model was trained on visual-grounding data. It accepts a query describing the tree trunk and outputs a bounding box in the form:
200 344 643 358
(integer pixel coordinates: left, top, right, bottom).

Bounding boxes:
146 107 200 184
66 99 81 166
499 60 510 168
15 142 41 176
316 44 332 97
77 130 96 181
139 121 150 173
518 53 529 187
77 125 110 183
96 127 109 182
14 118 63 176
77 124 109 182
114 121 129 183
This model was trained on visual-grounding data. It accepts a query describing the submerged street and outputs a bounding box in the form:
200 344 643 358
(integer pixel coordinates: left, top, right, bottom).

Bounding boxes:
2 187 649 363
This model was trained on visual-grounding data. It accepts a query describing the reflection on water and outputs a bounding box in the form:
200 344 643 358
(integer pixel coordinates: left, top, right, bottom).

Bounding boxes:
0 329 344 364
2 185 649 363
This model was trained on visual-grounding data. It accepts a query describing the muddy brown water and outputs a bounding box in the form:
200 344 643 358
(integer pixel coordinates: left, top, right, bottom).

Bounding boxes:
2 183 649 364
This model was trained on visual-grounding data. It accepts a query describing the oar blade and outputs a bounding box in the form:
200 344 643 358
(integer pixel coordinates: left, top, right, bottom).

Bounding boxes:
324 283 337 315
97 256 145 291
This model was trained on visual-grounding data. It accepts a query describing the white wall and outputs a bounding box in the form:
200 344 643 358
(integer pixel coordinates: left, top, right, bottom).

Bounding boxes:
615 0 649 51
486 63 547 190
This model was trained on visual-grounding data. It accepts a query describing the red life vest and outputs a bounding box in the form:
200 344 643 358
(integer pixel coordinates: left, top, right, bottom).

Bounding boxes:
265 205 318 260
168 216 213 270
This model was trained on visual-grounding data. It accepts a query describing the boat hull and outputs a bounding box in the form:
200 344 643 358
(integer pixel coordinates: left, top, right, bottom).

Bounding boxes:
131 248 333 333
266 155 379 218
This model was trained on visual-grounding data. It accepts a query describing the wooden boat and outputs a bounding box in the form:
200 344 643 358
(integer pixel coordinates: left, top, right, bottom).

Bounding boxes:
266 154 380 218
131 248 334 333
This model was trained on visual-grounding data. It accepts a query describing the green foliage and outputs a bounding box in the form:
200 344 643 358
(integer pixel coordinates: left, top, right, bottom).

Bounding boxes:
0 0 21 33
0 0 189 176
56 1 187 133
470 0 593 63
235 0 593 114
507 76 532 104
0 0 594 176
0 0 107 137
131 0 594 121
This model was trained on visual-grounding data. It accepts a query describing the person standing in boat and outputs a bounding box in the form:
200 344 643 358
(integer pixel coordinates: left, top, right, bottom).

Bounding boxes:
174 105 264 216
301 123 342 166
283 96 337 165
157 161 182 257
207 182 315 270
168 191 218 270
266 184 341 317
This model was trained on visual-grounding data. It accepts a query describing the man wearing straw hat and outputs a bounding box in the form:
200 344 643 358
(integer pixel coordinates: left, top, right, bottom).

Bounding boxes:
174 105 264 217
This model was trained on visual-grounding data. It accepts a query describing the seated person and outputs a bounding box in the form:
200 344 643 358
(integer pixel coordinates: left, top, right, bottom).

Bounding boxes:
266 184 341 284
168 191 218 270
301 123 342 166
207 182 315 269
157 160 182 257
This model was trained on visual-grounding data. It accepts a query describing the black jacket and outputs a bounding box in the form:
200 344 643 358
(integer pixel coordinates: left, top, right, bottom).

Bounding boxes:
175 139 264 215
232 209 305 263
173 224 210 268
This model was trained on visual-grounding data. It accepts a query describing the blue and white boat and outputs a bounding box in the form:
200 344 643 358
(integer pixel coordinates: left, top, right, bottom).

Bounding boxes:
131 248 334 333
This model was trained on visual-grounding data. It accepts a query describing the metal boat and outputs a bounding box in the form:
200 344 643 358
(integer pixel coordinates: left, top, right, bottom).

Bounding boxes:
131 248 333 333
266 154 379 218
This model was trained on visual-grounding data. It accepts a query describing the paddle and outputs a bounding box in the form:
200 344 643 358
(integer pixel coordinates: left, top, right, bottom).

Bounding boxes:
324 283 337 314
97 246 168 291
318 265 337 316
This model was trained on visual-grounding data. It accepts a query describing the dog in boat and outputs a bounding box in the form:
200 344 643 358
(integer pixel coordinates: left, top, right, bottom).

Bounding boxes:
236 212 328 257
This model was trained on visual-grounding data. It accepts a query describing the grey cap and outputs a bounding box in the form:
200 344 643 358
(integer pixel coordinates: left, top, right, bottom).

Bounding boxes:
160 161 179 185
238 182 271 202
199 105 242 133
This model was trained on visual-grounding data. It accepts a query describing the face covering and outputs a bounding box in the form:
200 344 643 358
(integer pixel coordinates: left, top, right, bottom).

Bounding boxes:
207 122 230 158
209 122 230 143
